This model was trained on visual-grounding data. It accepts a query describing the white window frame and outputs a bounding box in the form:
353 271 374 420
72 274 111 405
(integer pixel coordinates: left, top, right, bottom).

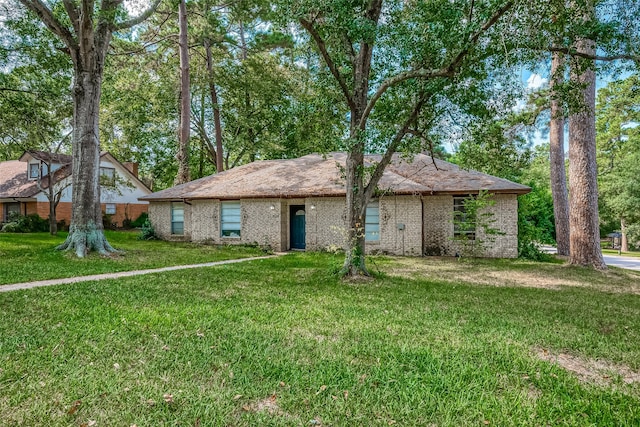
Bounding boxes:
105 203 116 215
221 201 241 238
29 163 40 180
100 167 116 186
365 201 380 242
171 202 184 235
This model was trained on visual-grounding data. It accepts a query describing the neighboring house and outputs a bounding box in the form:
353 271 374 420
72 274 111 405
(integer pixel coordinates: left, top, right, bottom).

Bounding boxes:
0 151 151 226
140 152 530 258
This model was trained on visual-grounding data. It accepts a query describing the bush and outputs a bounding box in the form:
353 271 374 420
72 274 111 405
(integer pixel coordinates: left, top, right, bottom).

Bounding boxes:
137 219 158 240
129 212 149 228
1 213 49 233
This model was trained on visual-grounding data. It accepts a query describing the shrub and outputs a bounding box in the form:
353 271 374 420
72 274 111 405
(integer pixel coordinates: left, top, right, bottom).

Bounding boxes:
1 213 48 233
137 219 158 240
129 212 149 228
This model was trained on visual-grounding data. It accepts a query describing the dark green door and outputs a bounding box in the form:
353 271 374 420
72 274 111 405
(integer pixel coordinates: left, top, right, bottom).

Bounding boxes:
290 206 306 249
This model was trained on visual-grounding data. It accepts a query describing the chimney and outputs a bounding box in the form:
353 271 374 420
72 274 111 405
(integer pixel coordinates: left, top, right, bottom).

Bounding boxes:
123 162 139 178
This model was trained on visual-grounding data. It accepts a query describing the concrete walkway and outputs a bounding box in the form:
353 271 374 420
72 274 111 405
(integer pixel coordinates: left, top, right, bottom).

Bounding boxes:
0 255 278 293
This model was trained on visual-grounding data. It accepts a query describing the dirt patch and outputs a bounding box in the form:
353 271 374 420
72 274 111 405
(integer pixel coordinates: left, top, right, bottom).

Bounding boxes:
535 347 640 386
244 395 280 414
385 257 640 294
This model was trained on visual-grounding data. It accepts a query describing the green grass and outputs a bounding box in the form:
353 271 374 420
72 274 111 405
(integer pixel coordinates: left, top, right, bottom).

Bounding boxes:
602 249 640 258
0 231 266 285
1 253 640 426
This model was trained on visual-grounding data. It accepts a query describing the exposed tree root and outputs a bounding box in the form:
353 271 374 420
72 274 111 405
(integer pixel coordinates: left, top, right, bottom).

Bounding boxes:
56 223 120 257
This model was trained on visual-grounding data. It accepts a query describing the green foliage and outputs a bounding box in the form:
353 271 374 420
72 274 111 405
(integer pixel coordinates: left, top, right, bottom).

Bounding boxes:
128 212 149 229
0 213 49 233
137 219 159 241
452 191 503 258
596 74 640 238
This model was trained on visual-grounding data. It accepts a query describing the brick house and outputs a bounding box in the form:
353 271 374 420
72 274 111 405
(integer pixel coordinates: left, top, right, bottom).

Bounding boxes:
140 153 530 257
0 151 151 227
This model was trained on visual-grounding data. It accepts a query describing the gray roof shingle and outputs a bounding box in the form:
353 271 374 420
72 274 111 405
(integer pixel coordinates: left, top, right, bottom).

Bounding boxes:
141 152 530 202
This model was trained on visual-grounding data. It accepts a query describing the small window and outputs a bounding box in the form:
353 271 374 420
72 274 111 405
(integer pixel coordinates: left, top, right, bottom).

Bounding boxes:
105 203 116 215
29 163 40 179
453 196 476 240
100 167 116 186
171 202 184 235
365 201 380 242
4 202 21 222
221 201 241 237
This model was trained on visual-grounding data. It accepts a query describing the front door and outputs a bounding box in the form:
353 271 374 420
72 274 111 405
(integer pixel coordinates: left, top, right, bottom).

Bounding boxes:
290 206 306 250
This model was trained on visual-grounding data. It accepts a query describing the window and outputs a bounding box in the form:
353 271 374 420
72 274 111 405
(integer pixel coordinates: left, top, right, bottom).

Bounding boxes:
453 196 476 240
365 201 380 242
105 203 116 215
171 202 184 235
29 163 40 179
100 167 116 186
4 202 21 222
221 201 241 237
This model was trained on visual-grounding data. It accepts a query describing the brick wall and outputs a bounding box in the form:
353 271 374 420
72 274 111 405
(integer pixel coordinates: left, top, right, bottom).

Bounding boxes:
423 194 518 258
378 195 423 255
305 197 347 251
148 193 520 257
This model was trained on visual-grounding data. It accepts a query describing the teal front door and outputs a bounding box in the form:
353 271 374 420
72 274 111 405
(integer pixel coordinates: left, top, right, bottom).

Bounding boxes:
290 206 306 249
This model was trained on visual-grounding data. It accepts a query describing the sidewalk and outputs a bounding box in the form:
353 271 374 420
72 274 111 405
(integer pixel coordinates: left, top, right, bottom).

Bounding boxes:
0 255 279 293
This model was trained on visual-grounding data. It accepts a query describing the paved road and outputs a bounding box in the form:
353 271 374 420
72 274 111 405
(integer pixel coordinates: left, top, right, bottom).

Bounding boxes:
540 245 640 271
602 254 640 271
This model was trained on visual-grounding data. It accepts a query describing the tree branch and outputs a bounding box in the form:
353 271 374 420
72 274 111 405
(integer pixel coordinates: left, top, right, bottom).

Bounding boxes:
114 0 162 30
61 0 80 35
548 46 639 62
300 17 356 111
18 0 78 51
358 1 514 130
363 93 431 203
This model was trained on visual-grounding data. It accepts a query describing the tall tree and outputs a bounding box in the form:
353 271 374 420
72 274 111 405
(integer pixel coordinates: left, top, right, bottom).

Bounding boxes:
567 2 606 269
291 0 516 275
175 0 191 185
15 0 160 256
549 52 570 256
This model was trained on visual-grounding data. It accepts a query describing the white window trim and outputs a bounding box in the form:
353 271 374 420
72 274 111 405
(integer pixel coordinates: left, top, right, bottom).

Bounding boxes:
221 201 241 238
365 201 380 242
171 202 185 235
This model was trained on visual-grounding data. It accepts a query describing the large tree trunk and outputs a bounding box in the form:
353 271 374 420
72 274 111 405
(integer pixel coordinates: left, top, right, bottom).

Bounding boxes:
567 34 606 269
57 68 116 257
549 52 570 256
174 0 191 185
205 40 224 173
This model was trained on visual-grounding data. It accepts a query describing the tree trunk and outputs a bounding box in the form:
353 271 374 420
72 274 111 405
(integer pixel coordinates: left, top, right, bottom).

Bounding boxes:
205 40 224 173
56 69 116 257
341 146 369 276
174 0 191 185
549 52 570 256
567 34 607 269
621 217 628 252
48 193 57 235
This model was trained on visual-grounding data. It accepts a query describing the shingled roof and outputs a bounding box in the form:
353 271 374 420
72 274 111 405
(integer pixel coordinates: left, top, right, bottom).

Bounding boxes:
0 160 42 199
141 152 530 202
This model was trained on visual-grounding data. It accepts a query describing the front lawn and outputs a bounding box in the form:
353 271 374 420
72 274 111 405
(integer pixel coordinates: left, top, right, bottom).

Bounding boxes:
0 231 266 285
1 253 639 426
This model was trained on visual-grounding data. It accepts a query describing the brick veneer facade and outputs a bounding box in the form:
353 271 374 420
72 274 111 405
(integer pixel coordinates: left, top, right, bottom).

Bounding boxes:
149 193 519 258
19 201 148 227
